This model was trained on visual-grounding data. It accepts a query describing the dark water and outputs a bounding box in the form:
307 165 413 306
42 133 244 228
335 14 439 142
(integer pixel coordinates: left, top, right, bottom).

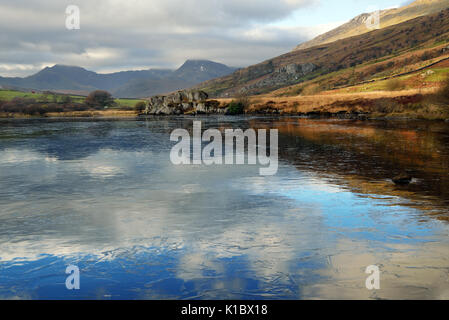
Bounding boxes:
0 116 448 300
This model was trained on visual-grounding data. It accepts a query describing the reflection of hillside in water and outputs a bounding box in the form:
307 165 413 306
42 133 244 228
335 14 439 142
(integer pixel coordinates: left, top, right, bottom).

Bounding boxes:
260 118 449 219
1 117 448 219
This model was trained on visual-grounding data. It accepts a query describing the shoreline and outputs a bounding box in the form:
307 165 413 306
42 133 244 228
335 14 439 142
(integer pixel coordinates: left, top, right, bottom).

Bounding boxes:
1 90 449 121
0 110 138 119
1 111 448 122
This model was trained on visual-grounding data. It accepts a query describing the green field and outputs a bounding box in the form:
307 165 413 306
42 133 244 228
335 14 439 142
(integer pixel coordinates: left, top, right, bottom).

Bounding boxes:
423 67 449 82
114 98 146 108
0 89 145 109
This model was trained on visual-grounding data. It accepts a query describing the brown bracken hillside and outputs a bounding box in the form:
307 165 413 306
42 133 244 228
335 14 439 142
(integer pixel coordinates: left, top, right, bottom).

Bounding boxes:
294 0 449 51
198 7 449 98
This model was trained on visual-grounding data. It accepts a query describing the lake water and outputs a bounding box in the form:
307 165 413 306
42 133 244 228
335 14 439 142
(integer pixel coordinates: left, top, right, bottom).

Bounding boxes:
0 116 448 300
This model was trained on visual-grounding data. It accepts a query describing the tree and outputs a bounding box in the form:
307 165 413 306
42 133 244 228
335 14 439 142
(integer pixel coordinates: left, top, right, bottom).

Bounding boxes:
226 101 245 115
134 101 146 114
61 95 72 105
85 90 115 108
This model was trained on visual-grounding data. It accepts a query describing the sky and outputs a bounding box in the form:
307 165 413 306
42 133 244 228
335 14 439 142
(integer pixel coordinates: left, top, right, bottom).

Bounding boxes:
0 0 407 77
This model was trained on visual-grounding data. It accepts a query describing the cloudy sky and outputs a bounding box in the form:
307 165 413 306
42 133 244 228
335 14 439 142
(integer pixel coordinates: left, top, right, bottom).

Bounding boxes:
0 0 404 77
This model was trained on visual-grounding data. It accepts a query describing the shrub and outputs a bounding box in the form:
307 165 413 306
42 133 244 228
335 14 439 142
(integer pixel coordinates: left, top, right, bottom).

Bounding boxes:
435 75 449 103
374 100 403 113
69 103 89 111
301 84 321 95
46 103 64 113
225 94 250 115
226 101 245 115
375 65 386 73
235 95 250 109
134 101 146 114
85 90 115 108
24 104 46 115
61 95 72 105
385 79 405 91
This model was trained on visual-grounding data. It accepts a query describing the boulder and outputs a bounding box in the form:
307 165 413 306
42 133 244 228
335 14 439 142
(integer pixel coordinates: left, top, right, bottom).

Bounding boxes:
195 91 208 102
195 103 208 114
144 90 211 115
182 103 193 111
392 173 413 185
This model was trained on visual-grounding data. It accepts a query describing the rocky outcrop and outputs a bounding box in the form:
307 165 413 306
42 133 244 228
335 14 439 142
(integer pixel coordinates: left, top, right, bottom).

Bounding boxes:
238 63 317 94
276 63 316 77
144 90 226 115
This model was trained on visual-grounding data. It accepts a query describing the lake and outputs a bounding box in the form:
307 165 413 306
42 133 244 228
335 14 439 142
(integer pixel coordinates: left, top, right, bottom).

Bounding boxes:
0 116 448 299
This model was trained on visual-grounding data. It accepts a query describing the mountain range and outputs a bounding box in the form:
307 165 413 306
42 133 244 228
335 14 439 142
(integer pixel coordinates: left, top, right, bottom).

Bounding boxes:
0 60 237 98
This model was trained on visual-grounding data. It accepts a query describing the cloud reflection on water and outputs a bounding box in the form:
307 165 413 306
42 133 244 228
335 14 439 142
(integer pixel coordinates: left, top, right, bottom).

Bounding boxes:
0 119 449 299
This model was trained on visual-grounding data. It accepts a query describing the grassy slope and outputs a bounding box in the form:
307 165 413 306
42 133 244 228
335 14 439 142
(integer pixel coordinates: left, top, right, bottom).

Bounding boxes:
236 52 449 120
199 8 449 98
272 47 449 96
0 90 144 109
0 90 84 103
294 0 449 51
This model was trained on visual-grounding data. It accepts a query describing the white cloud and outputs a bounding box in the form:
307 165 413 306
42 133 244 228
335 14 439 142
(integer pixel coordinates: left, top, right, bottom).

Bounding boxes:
0 0 324 77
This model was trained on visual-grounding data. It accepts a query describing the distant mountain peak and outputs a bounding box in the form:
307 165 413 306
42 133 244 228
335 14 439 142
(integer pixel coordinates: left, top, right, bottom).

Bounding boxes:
184 59 213 63
178 59 227 69
174 60 236 81
46 64 86 70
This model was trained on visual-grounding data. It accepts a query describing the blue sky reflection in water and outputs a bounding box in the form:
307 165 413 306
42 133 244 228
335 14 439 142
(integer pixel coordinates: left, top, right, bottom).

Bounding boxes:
0 117 448 299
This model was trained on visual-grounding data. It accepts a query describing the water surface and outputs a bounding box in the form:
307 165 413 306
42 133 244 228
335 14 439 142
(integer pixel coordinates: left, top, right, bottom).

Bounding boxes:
0 116 448 299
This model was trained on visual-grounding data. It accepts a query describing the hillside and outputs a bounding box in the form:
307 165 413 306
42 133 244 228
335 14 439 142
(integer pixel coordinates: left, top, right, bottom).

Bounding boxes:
198 7 449 98
294 0 449 51
0 60 236 98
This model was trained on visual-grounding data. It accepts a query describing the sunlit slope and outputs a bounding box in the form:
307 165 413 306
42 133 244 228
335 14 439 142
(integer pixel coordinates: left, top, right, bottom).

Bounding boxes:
198 8 449 97
294 0 449 51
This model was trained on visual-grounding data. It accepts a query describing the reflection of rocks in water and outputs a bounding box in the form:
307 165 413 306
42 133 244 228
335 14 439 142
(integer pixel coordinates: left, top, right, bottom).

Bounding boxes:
1 116 449 299
392 173 413 185
1 117 448 217
262 118 449 216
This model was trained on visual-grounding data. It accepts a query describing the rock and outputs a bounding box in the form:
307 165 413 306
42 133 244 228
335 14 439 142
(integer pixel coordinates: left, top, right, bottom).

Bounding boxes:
193 91 208 102
247 61 275 79
144 90 217 115
181 103 193 111
171 92 183 104
156 105 175 115
392 173 413 185
421 70 435 78
195 103 208 114
238 63 317 93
